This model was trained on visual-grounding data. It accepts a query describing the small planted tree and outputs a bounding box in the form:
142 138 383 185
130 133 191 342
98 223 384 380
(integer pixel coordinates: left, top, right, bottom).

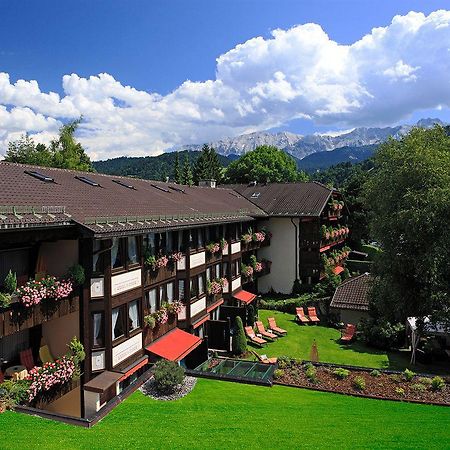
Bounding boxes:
232 316 247 356
153 360 184 394
310 340 319 363
4 270 17 294
247 304 256 327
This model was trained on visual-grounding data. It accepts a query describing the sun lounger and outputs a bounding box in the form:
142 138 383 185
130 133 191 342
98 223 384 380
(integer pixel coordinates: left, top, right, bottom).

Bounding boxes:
251 350 277 364
244 326 267 346
296 307 310 324
255 321 278 340
340 324 356 343
267 317 287 335
307 307 320 324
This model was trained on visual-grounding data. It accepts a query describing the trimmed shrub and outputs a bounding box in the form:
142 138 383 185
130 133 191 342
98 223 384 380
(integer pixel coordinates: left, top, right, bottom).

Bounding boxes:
0 292 11 309
232 317 247 356
259 293 316 314
144 315 156 329
273 369 284 380
153 360 184 394
305 365 317 383
4 270 17 294
370 369 381 377
0 379 30 408
431 376 445 392
418 377 432 387
403 369 415 382
353 376 366 391
411 383 427 393
277 355 293 369
247 304 256 327
333 368 350 379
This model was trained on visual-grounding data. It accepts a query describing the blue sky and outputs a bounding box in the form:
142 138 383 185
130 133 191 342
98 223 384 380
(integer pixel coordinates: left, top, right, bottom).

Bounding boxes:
1 1 450 158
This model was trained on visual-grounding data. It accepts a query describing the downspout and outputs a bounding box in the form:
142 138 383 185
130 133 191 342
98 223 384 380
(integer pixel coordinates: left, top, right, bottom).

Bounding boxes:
290 217 299 281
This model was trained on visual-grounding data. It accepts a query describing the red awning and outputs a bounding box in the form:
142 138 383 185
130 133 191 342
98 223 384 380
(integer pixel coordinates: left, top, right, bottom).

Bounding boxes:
145 328 202 361
233 290 256 304
333 266 344 275
118 356 148 382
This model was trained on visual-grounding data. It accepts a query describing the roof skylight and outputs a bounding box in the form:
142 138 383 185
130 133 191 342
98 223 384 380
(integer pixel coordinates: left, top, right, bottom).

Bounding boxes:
24 170 54 183
251 192 260 199
151 184 170 193
112 179 136 190
75 175 100 187
168 185 186 194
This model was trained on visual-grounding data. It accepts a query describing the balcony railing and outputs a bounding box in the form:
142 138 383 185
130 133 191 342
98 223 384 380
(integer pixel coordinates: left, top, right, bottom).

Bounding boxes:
143 313 177 346
0 294 80 338
241 238 270 253
144 265 176 286
206 293 223 310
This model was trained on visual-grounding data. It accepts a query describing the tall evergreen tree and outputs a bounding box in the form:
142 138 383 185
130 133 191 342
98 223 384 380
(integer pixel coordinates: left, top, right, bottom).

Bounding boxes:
173 152 183 184
182 154 194 186
193 144 223 184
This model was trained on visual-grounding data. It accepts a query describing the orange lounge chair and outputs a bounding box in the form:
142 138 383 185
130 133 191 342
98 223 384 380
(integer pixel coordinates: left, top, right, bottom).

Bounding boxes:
296 307 310 324
341 324 356 343
251 350 277 364
245 326 267 347
255 321 278 340
20 348 35 371
267 317 287 336
307 307 320 324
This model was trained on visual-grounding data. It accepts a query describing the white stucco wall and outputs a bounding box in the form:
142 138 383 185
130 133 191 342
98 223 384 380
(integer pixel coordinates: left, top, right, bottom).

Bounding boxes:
331 308 369 325
257 218 298 294
42 311 79 358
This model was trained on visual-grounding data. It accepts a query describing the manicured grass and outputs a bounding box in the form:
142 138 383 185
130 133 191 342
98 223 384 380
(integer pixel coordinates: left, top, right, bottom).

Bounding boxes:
256 310 410 369
0 378 448 449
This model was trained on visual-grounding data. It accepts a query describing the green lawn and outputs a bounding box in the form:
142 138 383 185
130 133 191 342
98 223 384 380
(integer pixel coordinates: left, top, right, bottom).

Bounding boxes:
0 378 448 449
255 310 411 370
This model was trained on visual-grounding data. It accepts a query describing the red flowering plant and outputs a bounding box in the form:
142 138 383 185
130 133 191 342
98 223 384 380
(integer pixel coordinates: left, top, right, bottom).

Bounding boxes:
206 242 221 254
26 356 76 403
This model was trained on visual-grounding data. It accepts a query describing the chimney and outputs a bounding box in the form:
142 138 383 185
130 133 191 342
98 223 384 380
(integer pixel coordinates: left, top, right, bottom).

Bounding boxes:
198 179 216 188
165 176 170 183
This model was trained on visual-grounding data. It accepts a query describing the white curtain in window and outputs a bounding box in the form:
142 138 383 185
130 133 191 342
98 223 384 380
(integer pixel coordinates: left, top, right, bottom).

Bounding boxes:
129 300 139 331
111 238 120 267
206 267 211 282
93 313 102 347
178 280 185 300
159 285 165 303
198 275 204 295
167 282 174 303
112 308 119 340
128 237 138 264
215 264 221 278
148 289 157 311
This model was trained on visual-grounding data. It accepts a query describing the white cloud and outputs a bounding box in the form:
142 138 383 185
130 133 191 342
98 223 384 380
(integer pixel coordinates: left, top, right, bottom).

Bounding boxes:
1 10 450 159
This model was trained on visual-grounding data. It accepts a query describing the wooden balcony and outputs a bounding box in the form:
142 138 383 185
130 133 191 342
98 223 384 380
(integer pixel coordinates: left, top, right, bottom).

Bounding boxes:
319 238 347 252
144 265 176 286
0 294 80 338
206 251 223 264
143 313 177 346
241 238 270 253
206 294 223 311
255 262 271 278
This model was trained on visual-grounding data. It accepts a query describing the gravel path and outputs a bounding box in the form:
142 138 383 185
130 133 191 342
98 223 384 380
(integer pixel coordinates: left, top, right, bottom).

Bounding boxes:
140 376 197 401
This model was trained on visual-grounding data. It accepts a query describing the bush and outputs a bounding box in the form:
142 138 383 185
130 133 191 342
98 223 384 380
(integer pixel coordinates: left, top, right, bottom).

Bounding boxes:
247 304 256 327
4 270 17 294
277 355 293 369
232 317 247 356
417 377 432 387
259 293 316 314
431 376 445 392
395 387 405 396
358 318 405 350
0 292 11 309
273 369 284 380
370 369 381 377
403 369 415 382
0 379 30 408
67 337 86 380
353 376 366 391
153 360 184 394
361 244 382 261
144 315 156 329
305 365 317 383
333 368 350 379
67 264 85 286
411 383 427 393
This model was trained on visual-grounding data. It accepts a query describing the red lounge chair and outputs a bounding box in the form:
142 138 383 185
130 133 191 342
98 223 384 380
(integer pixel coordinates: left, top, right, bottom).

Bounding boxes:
255 321 278 340
341 324 357 343
251 350 277 364
20 348 35 371
307 307 320 324
267 318 287 336
244 326 267 347
296 307 310 324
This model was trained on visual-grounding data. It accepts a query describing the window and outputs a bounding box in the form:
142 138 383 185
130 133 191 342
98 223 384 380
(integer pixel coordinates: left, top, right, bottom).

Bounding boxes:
128 300 140 332
147 289 157 312
144 233 156 256
167 282 174 303
159 284 166 303
112 305 126 341
127 236 139 265
198 274 205 296
190 277 197 299
215 263 221 279
178 279 185 301
206 267 212 282
111 238 124 269
92 312 104 348
92 240 102 273
198 228 204 248
223 262 229 278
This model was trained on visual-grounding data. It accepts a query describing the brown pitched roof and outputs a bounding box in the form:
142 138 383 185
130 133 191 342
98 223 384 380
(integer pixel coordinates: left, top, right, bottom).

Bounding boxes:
330 273 372 311
228 182 334 217
0 162 265 235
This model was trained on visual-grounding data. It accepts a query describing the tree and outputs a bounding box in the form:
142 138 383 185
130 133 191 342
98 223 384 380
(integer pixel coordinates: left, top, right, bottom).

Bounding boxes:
364 126 450 327
193 144 223 184
232 316 247 355
225 145 300 183
5 118 94 172
247 304 256 327
173 152 183 184
181 154 194 186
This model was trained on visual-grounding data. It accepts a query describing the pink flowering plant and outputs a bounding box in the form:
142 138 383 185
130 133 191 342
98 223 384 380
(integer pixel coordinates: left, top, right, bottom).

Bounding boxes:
145 254 169 271
153 307 169 324
15 276 73 308
15 280 46 307
170 252 183 263
220 238 228 251
206 242 221 254
26 356 76 403
207 277 228 295
252 231 266 242
241 264 254 279
241 230 253 243
167 300 183 314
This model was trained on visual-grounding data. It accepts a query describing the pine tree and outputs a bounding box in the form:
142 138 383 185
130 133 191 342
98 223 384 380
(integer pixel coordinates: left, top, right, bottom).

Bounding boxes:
193 144 223 184
173 152 183 184
182 154 194 186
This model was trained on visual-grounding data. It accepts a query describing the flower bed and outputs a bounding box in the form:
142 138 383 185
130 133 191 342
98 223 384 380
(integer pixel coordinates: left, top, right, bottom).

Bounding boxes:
15 276 73 308
273 360 450 406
